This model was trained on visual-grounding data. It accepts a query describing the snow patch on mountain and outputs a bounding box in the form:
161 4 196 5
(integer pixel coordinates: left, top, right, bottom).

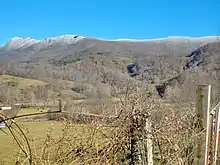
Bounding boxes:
113 36 220 42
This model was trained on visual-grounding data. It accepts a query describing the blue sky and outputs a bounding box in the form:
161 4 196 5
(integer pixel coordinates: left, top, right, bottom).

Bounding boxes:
0 0 219 45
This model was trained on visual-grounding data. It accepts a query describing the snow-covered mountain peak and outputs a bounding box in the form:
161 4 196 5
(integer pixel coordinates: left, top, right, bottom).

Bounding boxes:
41 35 85 45
4 37 40 50
3 35 86 50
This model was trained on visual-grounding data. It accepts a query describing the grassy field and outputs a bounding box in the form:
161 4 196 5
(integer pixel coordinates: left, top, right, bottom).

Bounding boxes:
0 107 63 164
0 120 104 165
0 121 61 164
0 107 113 165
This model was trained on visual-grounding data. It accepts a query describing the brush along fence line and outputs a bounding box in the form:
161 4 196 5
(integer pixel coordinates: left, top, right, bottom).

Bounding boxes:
47 110 119 124
5 101 118 124
0 101 119 124
0 102 155 164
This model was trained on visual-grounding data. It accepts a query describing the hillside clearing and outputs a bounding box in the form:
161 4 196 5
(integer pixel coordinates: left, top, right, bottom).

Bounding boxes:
0 75 47 89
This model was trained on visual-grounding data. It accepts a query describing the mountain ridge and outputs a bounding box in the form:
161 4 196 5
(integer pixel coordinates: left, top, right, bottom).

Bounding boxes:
1 35 220 50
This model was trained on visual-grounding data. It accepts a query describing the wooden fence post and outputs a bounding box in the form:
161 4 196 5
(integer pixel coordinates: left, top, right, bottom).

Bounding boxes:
214 106 220 165
59 99 62 112
205 85 212 165
130 113 153 165
145 118 153 165
194 85 205 165
217 120 220 165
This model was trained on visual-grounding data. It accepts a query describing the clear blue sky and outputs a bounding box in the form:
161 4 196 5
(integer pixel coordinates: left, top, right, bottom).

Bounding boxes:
0 0 219 45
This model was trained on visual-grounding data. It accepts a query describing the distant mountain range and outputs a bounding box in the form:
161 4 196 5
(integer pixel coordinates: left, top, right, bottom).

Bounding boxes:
0 35 219 62
1 35 219 51
0 34 220 103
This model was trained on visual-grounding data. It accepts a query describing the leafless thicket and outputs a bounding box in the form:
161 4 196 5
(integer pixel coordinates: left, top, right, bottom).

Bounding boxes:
1 83 203 165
